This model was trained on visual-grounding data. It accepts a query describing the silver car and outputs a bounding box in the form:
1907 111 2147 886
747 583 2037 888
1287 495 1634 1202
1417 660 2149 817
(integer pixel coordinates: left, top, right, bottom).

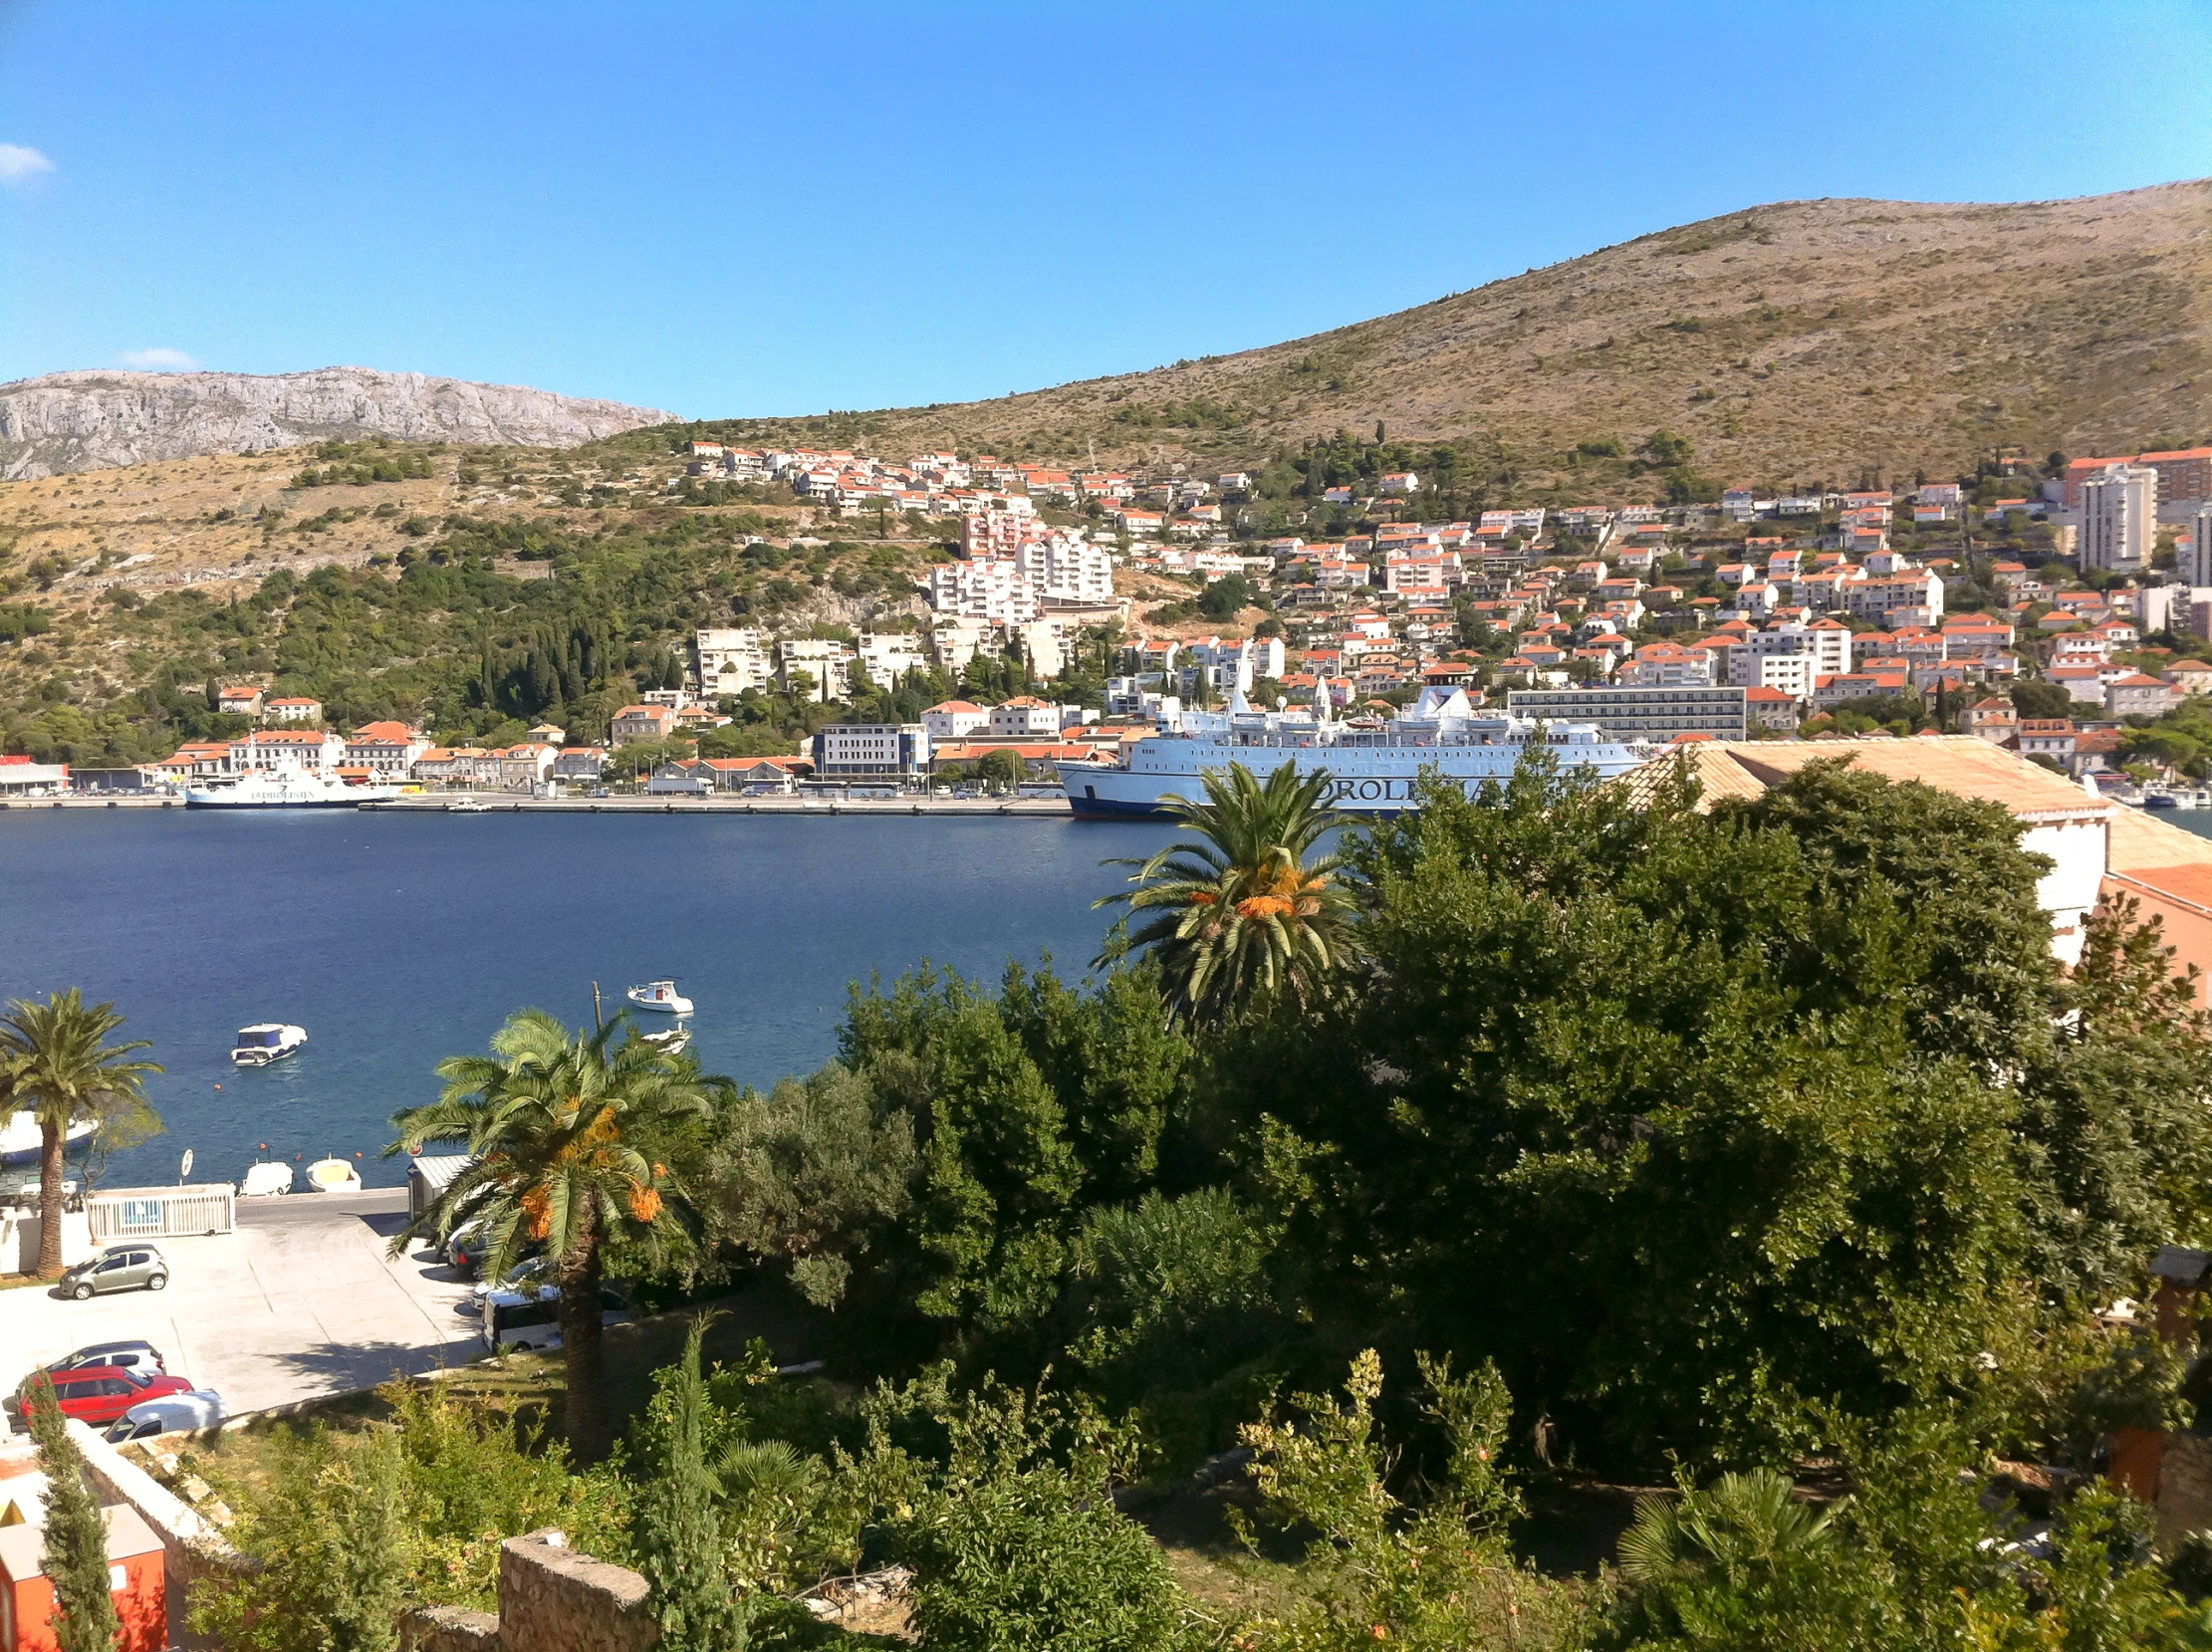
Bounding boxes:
61 1243 168 1299
106 1389 224 1442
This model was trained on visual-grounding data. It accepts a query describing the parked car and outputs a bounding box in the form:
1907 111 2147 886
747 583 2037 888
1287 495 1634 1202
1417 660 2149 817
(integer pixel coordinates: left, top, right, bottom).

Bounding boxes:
105 1389 225 1443
38 1340 165 1378
7 1365 192 1430
468 1254 551 1304
480 1284 629 1354
58 1243 168 1298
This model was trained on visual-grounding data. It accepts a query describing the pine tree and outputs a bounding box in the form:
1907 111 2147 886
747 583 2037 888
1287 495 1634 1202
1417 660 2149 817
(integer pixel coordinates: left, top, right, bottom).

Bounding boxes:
26 1373 121 1652
636 1316 746 1651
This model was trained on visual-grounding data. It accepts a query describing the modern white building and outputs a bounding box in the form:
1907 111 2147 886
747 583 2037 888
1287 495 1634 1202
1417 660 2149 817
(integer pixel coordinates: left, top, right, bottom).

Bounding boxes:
988 697 1064 738
695 628 776 697
1015 536 1116 605
927 557 1039 624
2184 505 2212 589
855 632 927 691
930 617 1068 679
778 638 857 701
922 700 990 740
810 723 932 780
2080 463 2158 574
1181 636 1287 696
1735 619 1852 686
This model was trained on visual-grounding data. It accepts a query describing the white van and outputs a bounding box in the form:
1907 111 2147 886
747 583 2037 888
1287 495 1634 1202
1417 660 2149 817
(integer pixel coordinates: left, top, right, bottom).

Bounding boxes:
105 1389 225 1442
480 1285 628 1353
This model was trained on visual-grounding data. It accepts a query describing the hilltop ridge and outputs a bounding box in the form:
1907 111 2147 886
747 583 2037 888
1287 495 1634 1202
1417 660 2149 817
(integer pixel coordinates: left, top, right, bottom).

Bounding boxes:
683 179 2212 486
0 365 677 480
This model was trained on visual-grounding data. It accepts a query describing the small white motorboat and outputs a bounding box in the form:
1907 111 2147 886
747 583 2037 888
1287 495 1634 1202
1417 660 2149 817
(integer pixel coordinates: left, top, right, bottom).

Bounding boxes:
640 1025 691 1056
447 796 487 814
626 980 693 1016
305 1156 364 1194
0 1109 94 1167
232 1025 308 1066
239 1161 295 1197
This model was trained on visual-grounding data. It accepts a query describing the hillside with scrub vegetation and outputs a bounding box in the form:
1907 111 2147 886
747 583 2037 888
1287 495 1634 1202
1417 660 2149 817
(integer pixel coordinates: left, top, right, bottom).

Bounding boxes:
18 753 2212 1650
0 435 1118 769
670 178 2212 495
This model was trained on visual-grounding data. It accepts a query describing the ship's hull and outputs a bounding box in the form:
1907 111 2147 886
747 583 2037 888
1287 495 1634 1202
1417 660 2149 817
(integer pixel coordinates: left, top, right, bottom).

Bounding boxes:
185 782 398 809
2 1110 96 1166
185 795 373 809
1061 741 1647 820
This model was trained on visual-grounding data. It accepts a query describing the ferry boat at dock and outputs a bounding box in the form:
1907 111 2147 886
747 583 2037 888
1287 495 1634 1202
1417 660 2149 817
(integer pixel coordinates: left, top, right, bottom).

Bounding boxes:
1057 687 1655 820
185 769 399 809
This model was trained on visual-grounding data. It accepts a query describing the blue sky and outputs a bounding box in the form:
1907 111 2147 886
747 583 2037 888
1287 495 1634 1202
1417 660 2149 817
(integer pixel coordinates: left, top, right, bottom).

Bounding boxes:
3 1 2208 420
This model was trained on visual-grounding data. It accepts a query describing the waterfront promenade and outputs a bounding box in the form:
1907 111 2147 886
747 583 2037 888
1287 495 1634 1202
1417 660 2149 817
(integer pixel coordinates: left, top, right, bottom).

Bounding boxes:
0 794 1077 817
0 1190 476 1418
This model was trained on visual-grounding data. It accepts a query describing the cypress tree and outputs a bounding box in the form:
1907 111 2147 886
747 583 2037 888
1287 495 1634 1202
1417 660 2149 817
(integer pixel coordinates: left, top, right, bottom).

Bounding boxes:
27 1373 121 1652
636 1317 745 1651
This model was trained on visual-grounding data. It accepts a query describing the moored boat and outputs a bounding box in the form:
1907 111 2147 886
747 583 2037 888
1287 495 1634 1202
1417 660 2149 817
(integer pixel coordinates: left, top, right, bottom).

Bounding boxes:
0 1109 95 1167
232 1024 308 1066
1057 686 1654 820
186 768 399 809
305 1156 364 1193
640 1025 691 1056
626 980 693 1015
240 1161 295 1197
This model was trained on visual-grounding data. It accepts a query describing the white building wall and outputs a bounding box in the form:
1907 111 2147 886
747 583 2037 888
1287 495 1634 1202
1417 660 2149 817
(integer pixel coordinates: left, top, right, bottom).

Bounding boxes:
2026 814 2110 968
2081 465 2157 573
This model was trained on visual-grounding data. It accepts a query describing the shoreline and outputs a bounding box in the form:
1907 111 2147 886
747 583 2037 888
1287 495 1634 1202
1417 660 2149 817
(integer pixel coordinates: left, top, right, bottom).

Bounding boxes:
0 794 1082 818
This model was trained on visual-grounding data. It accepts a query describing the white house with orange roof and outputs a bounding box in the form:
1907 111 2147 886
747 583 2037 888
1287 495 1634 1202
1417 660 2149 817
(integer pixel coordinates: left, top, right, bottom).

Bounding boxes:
346 721 431 780
922 700 990 740
988 696 1063 738
216 685 264 718
264 695 323 724
1619 642 1716 687
230 730 344 774
611 703 677 744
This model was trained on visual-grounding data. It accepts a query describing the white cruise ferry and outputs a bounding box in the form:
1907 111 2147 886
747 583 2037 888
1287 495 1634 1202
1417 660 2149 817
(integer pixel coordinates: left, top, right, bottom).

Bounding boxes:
1058 686 1655 820
185 769 399 809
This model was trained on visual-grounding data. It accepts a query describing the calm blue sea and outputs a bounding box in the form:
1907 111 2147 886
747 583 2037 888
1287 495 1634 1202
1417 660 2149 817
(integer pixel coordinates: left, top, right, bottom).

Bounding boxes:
0 811 1176 1189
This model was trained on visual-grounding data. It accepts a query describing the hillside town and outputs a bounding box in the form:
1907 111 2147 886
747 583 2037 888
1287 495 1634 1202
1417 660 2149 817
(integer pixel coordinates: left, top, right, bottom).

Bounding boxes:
7 440 2210 805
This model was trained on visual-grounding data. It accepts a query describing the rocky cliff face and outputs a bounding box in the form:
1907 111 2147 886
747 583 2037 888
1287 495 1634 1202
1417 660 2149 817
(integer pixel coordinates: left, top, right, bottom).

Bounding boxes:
0 365 679 478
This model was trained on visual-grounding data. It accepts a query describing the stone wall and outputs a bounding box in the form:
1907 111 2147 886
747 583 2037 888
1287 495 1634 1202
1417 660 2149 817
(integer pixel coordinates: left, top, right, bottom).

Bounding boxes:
397 1604 504 1652
399 1528 657 1652
2159 1433 2212 1552
496 1528 658 1652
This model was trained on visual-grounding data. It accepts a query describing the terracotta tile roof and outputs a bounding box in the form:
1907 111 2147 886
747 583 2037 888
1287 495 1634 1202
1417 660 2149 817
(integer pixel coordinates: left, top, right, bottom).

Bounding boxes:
1621 735 2112 823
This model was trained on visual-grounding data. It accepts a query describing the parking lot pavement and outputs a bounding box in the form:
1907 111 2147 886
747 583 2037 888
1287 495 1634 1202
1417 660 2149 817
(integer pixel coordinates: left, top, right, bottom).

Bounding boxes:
0 1189 479 1417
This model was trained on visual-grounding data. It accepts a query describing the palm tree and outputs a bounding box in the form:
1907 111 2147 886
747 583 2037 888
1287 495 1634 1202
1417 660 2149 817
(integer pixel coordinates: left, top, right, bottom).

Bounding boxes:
387 1009 729 1455
0 990 162 1279
1618 1469 1840 1588
1095 761 1357 1029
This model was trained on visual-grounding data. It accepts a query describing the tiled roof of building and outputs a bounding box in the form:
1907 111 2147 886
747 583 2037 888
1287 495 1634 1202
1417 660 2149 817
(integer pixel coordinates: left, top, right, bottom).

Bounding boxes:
1622 736 2112 823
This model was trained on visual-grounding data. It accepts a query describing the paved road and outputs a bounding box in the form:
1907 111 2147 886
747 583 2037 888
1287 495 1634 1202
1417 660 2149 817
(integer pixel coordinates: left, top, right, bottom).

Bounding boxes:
0 1190 478 1416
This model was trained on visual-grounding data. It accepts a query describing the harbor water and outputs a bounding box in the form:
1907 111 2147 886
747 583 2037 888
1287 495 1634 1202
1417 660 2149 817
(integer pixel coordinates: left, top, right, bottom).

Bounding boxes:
0 810 1174 1189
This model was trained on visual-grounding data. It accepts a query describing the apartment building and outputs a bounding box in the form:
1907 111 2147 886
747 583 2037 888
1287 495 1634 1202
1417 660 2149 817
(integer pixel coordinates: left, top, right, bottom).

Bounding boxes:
810 723 932 780
694 627 775 697
855 632 927 691
1506 684 1749 741
2080 464 2158 574
927 557 1040 624
778 638 857 701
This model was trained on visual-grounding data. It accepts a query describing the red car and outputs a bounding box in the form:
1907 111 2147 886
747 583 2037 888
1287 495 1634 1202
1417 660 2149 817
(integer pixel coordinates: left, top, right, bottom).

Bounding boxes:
9 1365 192 1429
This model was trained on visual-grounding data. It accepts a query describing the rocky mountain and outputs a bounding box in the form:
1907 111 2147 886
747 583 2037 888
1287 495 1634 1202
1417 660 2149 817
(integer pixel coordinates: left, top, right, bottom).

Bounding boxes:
710 177 2212 486
0 365 678 479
